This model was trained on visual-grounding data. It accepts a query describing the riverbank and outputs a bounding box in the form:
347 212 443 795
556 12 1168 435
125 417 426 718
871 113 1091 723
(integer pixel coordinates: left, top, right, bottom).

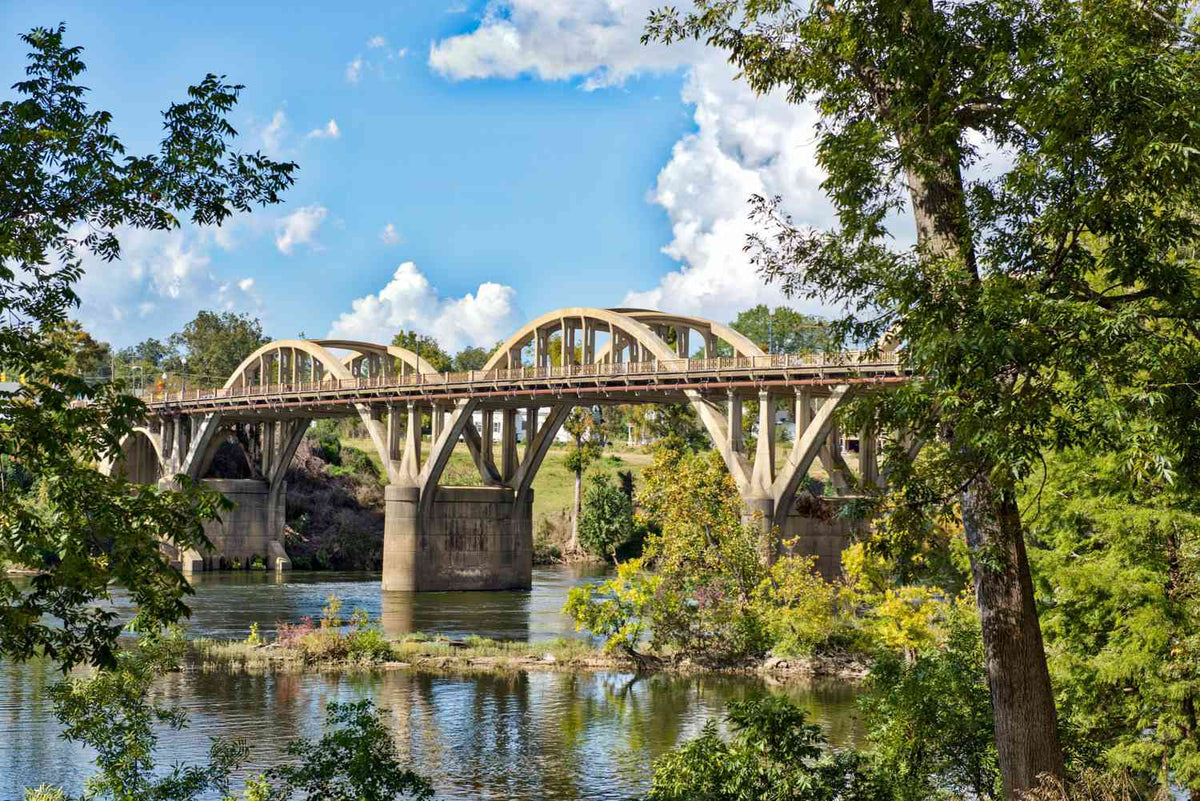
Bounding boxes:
188 632 869 682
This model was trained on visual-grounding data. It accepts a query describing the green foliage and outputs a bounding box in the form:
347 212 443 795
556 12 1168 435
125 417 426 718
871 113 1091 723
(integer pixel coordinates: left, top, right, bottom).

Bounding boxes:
391 330 451 373
577 472 636 560
266 700 433 801
645 695 874 801
306 424 343 465
168 311 268 384
752 555 839 657
321 594 344 629
328 446 379 481
0 25 293 669
1026 451 1200 791
450 345 489 372
729 304 829 356
245 622 263 647
568 442 772 663
45 630 250 801
859 603 1000 801
564 558 659 656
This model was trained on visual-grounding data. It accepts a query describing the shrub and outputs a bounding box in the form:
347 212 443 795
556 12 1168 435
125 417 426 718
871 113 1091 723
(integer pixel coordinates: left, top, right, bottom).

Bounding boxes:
333 447 379 480
346 626 393 662
308 431 342 466
858 602 1000 801
754 555 839 656
268 700 432 800
276 617 316 649
245 622 263 647
645 695 872 800
577 473 636 560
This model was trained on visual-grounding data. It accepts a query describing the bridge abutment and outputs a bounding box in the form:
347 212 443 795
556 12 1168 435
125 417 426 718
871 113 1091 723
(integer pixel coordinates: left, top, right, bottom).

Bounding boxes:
382 485 533 592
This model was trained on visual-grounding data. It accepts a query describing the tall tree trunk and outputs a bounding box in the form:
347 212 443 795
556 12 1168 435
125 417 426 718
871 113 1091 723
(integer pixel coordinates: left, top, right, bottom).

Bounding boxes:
961 473 1064 794
569 469 581 553
904 142 1066 794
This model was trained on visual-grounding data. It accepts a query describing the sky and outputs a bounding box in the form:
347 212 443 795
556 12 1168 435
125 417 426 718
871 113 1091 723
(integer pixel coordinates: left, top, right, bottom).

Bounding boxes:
1 0 855 352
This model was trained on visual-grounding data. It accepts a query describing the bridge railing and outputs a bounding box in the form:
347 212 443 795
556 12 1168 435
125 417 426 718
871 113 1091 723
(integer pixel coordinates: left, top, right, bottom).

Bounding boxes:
138 349 900 405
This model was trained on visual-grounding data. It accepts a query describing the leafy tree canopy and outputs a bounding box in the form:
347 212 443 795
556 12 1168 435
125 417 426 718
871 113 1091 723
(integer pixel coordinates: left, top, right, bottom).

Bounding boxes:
168 310 268 384
729 303 828 355
647 0 1200 791
0 25 295 669
391 329 451 373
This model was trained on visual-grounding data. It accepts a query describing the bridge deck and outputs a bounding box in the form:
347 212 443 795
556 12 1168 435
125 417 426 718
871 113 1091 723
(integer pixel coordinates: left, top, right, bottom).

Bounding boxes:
143 353 906 418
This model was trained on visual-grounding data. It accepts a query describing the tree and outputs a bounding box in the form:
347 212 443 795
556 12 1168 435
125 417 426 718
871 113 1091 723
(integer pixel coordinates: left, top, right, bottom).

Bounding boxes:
451 345 489 372
47 320 112 379
1026 451 1200 795
730 304 828 355
0 25 295 669
391 329 451 373
647 2 1200 792
645 695 873 801
267 700 433 801
563 408 602 553
46 631 250 801
578 472 635 562
168 310 267 385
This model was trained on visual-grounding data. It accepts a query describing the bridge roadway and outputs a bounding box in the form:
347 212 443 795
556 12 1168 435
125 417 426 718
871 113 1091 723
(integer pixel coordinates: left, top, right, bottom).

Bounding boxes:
106 307 910 591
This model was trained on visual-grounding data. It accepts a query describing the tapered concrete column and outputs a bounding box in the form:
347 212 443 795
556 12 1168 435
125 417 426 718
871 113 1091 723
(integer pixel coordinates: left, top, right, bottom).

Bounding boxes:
727 390 744 455
481 409 495 467
398 402 422 483
431 404 444 442
860 422 880 488
748 390 776 497
525 406 539 458
261 421 276 477
501 408 519 481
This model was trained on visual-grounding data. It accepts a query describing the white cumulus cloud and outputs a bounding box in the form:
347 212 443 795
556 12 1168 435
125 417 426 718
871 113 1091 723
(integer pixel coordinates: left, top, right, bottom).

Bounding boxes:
237 277 255 292
275 205 328 255
306 119 341 140
345 57 363 84
379 223 403 245
426 1 868 323
367 35 387 48
328 261 522 352
71 224 262 344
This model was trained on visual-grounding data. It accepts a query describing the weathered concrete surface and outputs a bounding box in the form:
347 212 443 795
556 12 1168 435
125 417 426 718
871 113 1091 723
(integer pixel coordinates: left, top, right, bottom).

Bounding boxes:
382 485 533 592
181 478 291 573
778 498 861 580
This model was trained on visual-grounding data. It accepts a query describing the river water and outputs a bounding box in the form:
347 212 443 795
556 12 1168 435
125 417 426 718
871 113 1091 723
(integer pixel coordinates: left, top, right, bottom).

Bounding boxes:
0 567 861 801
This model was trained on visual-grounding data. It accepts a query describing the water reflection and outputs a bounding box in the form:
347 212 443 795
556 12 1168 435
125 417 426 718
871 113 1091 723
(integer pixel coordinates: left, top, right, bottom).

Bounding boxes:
0 659 861 801
177 564 611 642
0 566 862 800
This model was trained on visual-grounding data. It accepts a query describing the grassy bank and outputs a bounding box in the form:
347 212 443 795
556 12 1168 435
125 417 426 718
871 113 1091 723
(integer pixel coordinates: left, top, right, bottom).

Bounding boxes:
187 628 867 682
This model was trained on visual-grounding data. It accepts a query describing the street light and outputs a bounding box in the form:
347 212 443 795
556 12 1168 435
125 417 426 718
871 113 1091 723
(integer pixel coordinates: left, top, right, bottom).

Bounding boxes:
181 357 188 398
130 365 143 394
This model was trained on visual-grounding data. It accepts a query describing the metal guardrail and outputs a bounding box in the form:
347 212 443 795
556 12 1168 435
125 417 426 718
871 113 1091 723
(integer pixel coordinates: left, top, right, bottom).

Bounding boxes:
138 351 902 406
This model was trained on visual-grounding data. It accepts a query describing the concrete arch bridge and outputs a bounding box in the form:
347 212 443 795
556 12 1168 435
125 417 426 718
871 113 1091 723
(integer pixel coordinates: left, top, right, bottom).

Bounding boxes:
104 307 909 590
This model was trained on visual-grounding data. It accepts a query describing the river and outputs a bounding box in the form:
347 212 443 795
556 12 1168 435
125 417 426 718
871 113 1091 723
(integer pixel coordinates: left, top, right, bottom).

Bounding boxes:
0 567 862 800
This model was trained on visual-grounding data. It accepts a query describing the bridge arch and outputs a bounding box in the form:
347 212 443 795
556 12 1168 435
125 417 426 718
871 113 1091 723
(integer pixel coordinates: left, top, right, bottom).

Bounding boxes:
610 309 766 360
223 339 355 391
111 427 163 484
311 340 439 379
483 307 681 372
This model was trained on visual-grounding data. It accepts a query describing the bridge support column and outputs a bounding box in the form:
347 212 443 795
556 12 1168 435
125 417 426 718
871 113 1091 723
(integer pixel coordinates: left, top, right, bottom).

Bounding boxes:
382 485 533 592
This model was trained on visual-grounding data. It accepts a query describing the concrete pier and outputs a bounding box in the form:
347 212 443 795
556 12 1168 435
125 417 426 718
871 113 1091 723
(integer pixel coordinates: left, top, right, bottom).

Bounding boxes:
178 478 291 573
382 485 534 592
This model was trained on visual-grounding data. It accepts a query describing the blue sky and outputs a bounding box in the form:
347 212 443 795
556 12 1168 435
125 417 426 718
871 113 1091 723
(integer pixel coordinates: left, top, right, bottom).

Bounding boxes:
2 1 844 350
